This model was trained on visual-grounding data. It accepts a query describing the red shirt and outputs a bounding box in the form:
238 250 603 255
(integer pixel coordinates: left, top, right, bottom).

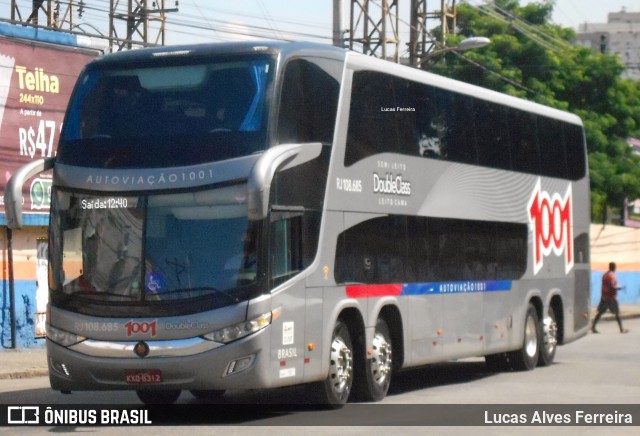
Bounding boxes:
601 270 618 300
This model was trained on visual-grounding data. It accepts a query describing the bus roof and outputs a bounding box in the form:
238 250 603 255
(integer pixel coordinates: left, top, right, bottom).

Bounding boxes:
89 40 349 67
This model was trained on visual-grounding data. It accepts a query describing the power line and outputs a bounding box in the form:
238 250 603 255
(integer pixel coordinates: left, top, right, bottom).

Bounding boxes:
450 49 535 94
3 0 333 48
466 0 572 54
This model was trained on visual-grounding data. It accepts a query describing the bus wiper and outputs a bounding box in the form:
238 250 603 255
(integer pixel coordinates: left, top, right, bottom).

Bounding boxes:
160 287 240 304
72 290 138 300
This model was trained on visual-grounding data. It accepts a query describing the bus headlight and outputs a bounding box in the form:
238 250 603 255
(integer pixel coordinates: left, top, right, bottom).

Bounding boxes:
46 324 87 347
203 312 272 344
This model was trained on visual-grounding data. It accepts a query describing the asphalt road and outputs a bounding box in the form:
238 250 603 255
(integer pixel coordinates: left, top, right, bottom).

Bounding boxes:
0 318 638 435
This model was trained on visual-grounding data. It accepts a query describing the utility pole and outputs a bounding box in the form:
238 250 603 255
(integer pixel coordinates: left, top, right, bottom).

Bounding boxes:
409 0 429 67
11 0 82 31
9 1 178 51
409 0 457 67
348 0 399 62
344 0 457 66
109 0 178 52
333 0 345 48
440 0 457 43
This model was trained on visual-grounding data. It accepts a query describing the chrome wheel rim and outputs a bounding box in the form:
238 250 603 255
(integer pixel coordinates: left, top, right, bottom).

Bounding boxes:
542 313 558 355
370 331 392 386
329 335 352 396
524 314 538 358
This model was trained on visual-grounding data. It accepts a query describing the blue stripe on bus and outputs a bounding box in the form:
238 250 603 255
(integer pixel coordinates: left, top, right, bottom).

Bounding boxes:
402 280 512 296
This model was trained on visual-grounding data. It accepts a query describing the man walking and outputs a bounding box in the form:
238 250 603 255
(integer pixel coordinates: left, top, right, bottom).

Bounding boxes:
592 262 629 334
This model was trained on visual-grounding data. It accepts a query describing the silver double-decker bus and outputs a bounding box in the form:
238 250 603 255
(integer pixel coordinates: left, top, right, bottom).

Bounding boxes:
6 41 590 405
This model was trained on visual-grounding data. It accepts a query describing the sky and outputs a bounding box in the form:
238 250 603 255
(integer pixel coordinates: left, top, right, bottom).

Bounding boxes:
6 0 637 47
157 0 638 46
546 0 637 29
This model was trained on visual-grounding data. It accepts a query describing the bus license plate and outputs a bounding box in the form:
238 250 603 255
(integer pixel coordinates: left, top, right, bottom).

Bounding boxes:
125 369 162 384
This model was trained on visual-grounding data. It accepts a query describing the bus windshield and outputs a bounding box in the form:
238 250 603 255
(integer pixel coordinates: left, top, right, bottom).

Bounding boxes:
49 185 260 316
58 55 274 168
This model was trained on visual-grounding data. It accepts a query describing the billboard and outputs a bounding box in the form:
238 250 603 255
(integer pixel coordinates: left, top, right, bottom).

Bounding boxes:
0 36 98 217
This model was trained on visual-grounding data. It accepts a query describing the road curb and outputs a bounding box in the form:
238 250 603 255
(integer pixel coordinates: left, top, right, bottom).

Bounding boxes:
601 312 640 321
0 369 49 380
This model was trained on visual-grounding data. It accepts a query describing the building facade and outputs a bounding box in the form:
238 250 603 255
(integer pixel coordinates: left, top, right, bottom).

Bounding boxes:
577 9 640 79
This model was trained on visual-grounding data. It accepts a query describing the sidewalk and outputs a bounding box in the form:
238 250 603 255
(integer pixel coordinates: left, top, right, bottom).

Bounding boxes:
0 348 48 379
1 305 639 380
596 303 640 321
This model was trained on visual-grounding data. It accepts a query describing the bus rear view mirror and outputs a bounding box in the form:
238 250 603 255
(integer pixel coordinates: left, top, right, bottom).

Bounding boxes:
5 157 55 229
248 142 322 221
270 205 305 222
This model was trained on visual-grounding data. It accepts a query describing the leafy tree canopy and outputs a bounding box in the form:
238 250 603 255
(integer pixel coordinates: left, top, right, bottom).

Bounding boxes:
429 0 640 221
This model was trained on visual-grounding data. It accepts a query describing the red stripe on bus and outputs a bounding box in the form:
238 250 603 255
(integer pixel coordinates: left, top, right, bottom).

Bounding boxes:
346 284 403 298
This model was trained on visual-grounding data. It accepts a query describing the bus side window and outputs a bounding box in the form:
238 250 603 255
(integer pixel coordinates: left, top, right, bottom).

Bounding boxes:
475 101 512 171
443 93 478 165
334 216 407 285
271 212 303 286
393 79 418 156
510 111 541 174
346 72 397 166
537 116 568 179
277 58 340 145
413 84 445 159
565 123 587 180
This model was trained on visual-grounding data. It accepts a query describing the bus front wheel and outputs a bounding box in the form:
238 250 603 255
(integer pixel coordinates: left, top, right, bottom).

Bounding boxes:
311 319 353 407
509 303 540 371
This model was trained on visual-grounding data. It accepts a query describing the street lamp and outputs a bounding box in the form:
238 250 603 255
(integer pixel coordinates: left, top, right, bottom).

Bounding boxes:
419 36 490 67
453 36 491 52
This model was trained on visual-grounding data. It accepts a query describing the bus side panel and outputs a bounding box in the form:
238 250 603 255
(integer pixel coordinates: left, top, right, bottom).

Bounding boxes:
569 179 591 341
405 294 443 366
303 285 324 383
483 289 516 354
442 293 484 360
269 280 308 387
571 266 590 341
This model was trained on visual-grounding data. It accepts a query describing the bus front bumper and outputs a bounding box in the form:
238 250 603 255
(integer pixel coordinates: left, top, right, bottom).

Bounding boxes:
46 331 272 392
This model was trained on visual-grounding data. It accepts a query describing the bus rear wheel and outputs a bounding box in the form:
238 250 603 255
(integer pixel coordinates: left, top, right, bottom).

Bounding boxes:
538 305 558 367
311 319 353 407
508 303 540 371
136 389 181 404
354 318 392 402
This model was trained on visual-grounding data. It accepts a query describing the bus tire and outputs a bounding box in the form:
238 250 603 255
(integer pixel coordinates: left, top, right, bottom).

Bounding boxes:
354 318 392 402
190 389 226 401
136 389 181 404
508 303 540 371
538 305 558 367
310 319 353 407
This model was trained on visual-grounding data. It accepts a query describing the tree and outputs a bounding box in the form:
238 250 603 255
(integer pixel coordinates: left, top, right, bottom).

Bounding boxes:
429 0 640 221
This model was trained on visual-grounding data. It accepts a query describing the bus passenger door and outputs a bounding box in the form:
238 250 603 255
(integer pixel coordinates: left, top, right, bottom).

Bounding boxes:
268 207 307 386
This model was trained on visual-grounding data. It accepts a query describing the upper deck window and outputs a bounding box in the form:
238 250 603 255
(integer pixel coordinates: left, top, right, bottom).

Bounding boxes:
276 58 341 145
345 70 586 181
59 55 275 168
